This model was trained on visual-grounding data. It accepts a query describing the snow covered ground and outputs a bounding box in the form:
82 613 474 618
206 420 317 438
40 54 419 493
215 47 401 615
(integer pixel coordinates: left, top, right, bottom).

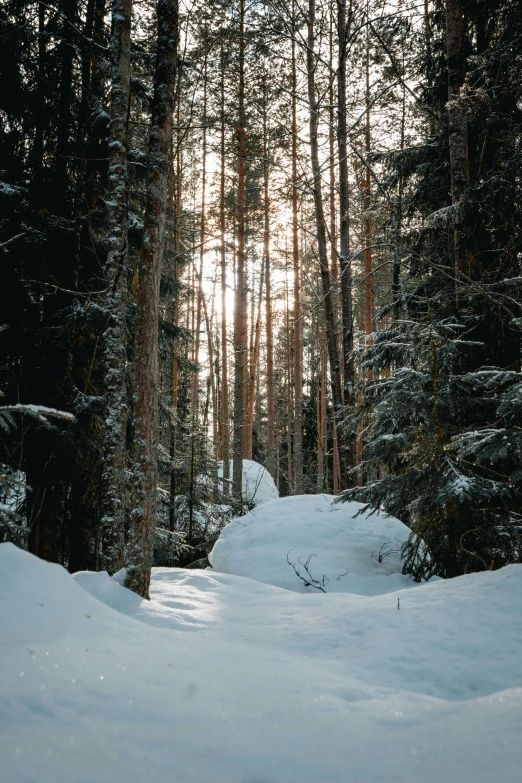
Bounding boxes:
209 493 423 594
2 494 522 782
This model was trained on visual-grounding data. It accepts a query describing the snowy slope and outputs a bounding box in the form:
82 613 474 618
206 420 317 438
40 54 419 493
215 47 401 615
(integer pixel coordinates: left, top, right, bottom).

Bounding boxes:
2 542 522 783
218 459 279 505
209 493 420 594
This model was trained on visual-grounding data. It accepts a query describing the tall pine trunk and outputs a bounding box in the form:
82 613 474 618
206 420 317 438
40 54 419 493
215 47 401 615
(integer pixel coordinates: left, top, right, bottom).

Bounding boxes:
219 49 230 494
285 271 293 494
191 57 207 421
363 25 373 339
291 25 304 494
264 132 275 479
306 0 345 490
445 0 471 287
232 0 247 506
55 0 77 210
337 0 355 487
127 0 178 598
101 0 132 575
245 262 264 459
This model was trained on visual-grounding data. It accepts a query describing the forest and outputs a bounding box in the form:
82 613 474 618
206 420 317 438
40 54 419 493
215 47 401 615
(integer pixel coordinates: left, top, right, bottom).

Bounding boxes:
1 1 522 781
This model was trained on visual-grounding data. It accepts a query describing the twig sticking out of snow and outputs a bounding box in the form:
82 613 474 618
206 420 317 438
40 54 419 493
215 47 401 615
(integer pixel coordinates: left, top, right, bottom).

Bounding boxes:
371 541 402 564
286 550 327 592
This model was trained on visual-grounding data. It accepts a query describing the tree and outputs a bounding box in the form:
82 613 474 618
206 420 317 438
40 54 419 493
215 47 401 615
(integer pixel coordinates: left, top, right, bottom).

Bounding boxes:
339 0 522 578
232 0 248 506
306 0 346 489
127 0 179 598
101 0 132 576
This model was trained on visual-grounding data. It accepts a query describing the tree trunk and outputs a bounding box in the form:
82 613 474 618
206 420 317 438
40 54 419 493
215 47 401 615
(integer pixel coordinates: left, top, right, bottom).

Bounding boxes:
220 47 230 495
207 299 219 501
55 0 77 210
127 0 178 598
363 26 373 339
306 0 346 491
291 29 304 494
337 0 355 486
191 57 207 421
193 261 219 500
317 312 322 492
245 258 255 458
264 141 275 479
101 0 132 575
32 4 47 200
285 272 293 495
170 122 182 531
446 0 470 205
245 261 264 460
445 0 471 287
232 0 247 506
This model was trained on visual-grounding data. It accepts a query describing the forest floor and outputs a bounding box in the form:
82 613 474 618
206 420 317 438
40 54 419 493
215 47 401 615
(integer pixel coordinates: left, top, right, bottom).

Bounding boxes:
1 495 522 782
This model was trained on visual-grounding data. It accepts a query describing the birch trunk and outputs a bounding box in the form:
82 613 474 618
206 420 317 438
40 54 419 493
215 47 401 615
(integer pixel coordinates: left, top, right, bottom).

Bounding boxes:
127 0 178 598
101 0 132 575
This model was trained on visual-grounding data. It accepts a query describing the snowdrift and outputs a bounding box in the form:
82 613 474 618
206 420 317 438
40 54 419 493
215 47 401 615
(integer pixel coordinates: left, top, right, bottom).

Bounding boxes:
209 493 419 594
218 458 278 505
2 542 522 782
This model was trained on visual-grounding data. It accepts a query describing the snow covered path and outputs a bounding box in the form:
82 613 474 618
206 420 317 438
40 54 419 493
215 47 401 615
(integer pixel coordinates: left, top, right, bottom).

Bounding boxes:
2 510 522 781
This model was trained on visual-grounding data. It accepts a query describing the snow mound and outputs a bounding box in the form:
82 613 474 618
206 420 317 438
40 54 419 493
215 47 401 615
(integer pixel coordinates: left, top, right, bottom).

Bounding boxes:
2 542 522 783
209 494 418 594
80 563 522 701
218 458 278 505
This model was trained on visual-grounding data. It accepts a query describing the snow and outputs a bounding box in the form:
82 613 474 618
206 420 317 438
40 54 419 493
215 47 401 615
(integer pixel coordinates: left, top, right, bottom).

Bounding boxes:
2 519 522 782
210 494 420 595
218 458 279 505
0 403 75 423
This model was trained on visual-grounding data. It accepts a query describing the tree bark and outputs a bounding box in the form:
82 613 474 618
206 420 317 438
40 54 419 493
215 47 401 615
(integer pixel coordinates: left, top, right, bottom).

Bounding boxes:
171 168 181 532
264 136 275 479
220 46 231 495
55 0 77 210
285 271 293 495
232 0 248 506
290 25 304 494
306 0 346 491
127 0 178 598
363 24 373 339
32 4 47 200
191 57 207 421
170 121 182 530
245 261 264 460
446 0 470 205
445 0 471 288
337 0 355 487
101 0 132 575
